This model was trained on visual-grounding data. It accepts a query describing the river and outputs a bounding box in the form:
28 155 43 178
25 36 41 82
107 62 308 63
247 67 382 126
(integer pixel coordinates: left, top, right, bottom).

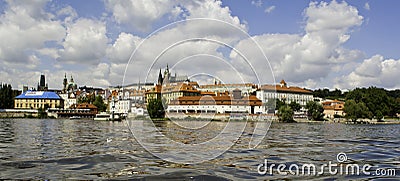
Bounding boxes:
0 119 398 180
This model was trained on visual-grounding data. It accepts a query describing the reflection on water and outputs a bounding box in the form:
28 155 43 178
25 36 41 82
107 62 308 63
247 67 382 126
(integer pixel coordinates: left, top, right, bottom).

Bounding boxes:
0 119 398 180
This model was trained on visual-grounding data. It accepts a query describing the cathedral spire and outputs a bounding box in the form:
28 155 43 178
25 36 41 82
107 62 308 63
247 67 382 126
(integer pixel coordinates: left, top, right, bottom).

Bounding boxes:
157 68 163 85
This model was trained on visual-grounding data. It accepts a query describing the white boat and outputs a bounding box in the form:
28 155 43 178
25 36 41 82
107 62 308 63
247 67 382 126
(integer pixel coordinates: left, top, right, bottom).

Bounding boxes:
69 116 81 120
93 112 121 121
94 113 111 121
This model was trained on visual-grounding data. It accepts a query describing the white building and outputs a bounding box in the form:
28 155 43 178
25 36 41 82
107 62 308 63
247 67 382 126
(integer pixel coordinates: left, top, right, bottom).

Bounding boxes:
59 93 77 109
197 83 258 96
256 80 313 106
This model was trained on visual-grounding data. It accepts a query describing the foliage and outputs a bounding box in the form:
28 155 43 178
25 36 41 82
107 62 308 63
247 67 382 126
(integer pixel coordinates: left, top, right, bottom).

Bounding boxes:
277 105 294 122
306 101 325 121
376 110 383 121
78 93 95 104
289 101 301 112
345 87 398 118
37 104 49 119
344 100 372 122
0 83 17 109
93 95 107 112
276 99 285 110
264 98 277 113
147 98 165 119
313 88 344 100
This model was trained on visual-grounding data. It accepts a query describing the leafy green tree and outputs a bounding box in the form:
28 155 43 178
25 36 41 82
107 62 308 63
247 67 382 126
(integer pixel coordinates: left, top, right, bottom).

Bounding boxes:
289 101 301 112
147 98 165 119
264 98 277 113
344 100 372 122
306 101 325 121
276 99 285 110
277 105 294 122
93 95 107 112
0 83 16 109
376 110 383 121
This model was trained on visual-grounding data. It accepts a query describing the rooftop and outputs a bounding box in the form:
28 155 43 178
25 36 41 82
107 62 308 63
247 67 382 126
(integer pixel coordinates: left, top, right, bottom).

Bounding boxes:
16 91 61 100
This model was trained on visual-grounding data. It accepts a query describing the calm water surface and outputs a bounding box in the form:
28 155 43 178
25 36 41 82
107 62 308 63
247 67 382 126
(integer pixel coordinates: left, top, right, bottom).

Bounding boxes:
0 119 399 180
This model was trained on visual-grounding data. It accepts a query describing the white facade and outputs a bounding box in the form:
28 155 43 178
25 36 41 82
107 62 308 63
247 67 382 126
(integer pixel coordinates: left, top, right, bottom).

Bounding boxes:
167 104 264 114
115 99 131 114
59 93 77 109
256 90 313 106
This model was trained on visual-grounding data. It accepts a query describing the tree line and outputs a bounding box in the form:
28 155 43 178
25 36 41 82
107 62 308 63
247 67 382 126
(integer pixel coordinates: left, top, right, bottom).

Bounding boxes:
344 87 400 122
0 83 18 109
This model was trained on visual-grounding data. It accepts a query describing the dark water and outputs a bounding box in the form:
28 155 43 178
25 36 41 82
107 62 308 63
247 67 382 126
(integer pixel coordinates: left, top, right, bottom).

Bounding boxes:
0 119 398 180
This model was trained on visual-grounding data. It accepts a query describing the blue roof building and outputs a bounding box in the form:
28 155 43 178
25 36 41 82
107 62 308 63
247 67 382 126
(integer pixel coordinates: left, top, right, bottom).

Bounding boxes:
16 91 61 99
15 91 63 109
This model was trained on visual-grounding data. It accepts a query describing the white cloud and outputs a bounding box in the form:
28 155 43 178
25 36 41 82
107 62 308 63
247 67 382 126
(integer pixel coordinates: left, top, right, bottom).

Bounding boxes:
364 2 370 11
305 1 363 33
106 32 141 63
229 0 364 88
104 0 178 32
0 0 65 63
58 18 109 64
264 6 275 14
336 55 400 89
251 0 263 8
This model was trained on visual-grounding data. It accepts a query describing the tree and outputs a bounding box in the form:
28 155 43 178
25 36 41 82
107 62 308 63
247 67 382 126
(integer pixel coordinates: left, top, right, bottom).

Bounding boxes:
306 101 325 121
147 98 165 119
0 83 16 109
276 99 285 110
93 95 107 112
289 101 301 112
344 100 372 122
264 98 277 113
376 110 383 121
277 105 294 122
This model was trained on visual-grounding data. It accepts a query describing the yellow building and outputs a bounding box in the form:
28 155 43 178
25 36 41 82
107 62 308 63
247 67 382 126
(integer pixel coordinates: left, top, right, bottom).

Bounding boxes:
322 100 345 118
14 91 63 109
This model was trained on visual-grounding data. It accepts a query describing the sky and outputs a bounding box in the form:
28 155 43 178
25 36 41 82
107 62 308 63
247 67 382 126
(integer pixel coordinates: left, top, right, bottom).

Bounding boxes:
0 0 399 90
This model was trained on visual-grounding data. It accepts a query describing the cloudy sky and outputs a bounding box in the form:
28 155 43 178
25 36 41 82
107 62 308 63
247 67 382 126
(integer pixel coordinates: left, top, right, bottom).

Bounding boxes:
0 0 399 90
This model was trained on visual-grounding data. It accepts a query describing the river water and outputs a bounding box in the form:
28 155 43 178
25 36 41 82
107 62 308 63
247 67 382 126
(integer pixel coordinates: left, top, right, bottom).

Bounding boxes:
0 119 398 180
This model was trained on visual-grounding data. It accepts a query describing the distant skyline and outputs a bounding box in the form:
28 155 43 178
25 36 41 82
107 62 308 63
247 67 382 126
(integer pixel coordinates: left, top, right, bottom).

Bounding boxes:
0 0 399 90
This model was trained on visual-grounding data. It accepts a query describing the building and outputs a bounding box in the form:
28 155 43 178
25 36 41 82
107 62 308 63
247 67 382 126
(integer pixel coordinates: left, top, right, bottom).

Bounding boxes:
14 91 63 109
256 80 313 106
197 83 258 96
167 90 264 116
160 82 201 104
37 74 48 91
62 73 78 93
59 92 78 109
161 64 190 84
322 100 345 118
48 103 98 118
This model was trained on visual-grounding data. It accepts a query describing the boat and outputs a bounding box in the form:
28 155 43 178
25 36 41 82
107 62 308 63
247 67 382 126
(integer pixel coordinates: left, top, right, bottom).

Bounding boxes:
94 113 111 121
69 116 81 120
93 112 122 121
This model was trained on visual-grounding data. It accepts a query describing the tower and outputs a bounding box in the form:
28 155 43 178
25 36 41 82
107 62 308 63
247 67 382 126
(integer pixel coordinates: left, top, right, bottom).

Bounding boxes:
37 74 48 91
63 73 68 93
157 69 163 85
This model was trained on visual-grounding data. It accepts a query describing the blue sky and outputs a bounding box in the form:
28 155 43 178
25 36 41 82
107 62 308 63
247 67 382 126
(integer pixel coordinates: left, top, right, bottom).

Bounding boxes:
0 0 399 90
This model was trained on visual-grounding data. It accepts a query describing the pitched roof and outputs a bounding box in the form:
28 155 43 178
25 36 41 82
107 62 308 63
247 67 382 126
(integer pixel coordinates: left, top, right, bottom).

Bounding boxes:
16 91 61 99
260 84 312 94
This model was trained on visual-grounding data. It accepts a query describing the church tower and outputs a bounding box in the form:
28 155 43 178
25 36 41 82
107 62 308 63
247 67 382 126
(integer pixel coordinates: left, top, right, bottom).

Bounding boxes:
157 69 163 85
63 73 68 93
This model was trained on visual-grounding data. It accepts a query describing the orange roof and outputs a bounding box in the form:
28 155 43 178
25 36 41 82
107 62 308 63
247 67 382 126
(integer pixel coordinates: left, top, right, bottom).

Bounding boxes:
260 84 312 94
169 95 262 106
70 103 97 109
199 83 257 88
